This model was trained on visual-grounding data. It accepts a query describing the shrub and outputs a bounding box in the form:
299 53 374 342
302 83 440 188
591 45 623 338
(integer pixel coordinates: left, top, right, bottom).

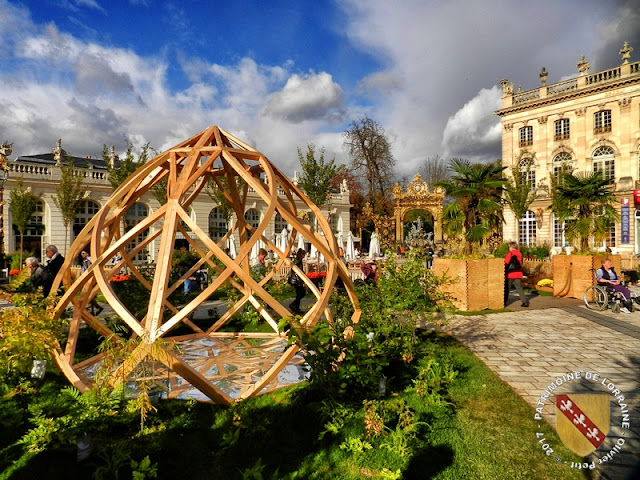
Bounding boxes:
0 293 68 381
289 250 449 398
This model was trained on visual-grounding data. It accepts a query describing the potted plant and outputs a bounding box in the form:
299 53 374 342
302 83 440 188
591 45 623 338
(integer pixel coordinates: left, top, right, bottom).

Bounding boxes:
433 159 507 311
550 170 620 298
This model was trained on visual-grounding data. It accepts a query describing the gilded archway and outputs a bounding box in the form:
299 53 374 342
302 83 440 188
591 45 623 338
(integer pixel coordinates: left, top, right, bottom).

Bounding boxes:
51 126 360 405
393 174 445 244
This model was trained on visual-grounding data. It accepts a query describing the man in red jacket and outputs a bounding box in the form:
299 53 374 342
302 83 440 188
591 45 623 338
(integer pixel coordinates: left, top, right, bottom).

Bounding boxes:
504 241 529 307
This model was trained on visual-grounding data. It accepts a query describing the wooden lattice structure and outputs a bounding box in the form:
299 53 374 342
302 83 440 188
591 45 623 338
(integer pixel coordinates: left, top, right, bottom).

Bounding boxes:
51 125 360 405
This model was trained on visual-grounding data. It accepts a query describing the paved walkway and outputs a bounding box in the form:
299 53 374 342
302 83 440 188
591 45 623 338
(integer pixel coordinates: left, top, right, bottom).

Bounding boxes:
438 290 640 480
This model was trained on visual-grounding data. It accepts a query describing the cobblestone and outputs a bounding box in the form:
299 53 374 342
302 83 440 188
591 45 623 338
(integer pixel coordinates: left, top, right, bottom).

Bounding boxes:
439 293 640 480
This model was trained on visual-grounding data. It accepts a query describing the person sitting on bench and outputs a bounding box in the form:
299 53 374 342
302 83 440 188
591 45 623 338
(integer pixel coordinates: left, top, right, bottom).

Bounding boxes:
596 258 633 313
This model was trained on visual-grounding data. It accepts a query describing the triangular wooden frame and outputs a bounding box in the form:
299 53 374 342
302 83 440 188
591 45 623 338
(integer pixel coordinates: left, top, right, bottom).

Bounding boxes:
52 126 360 405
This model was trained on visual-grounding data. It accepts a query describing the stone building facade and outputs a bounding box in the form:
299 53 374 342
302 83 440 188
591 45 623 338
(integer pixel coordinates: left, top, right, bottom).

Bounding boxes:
495 42 640 255
3 141 351 262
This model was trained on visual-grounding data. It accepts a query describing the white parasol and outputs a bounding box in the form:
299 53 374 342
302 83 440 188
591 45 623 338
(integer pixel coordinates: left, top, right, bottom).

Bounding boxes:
296 232 306 253
278 228 289 257
345 231 356 260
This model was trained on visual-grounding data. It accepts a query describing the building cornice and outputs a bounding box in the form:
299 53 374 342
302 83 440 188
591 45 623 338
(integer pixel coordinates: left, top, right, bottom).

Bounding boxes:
495 73 640 117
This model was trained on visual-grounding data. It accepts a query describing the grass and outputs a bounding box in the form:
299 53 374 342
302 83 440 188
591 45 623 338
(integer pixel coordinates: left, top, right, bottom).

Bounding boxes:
423 335 586 479
0 332 589 480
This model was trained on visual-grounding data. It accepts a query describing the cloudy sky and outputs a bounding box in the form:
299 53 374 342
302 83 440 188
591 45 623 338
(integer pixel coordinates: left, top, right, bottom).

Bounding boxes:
1 0 638 178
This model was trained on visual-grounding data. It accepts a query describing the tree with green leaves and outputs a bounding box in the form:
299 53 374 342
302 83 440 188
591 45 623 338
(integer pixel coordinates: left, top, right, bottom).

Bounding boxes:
206 175 245 223
436 159 506 254
297 144 344 207
504 151 539 234
550 170 619 252
103 142 152 192
52 158 87 253
9 178 41 267
343 116 396 214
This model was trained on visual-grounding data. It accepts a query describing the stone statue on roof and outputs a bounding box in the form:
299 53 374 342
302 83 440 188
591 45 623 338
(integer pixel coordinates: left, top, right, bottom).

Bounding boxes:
0 141 12 172
53 138 67 165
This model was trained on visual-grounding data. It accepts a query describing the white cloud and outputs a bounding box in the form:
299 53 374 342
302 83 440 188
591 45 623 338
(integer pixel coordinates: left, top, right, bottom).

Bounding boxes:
357 71 403 97
1 0 638 181
441 86 502 162
264 72 345 122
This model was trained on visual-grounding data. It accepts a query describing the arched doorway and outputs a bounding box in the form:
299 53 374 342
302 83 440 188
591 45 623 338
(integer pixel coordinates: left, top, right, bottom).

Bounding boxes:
124 202 150 262
393 174 444 246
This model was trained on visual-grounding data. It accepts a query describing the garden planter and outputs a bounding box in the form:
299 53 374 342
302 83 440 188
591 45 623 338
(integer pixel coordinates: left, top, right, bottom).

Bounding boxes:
552 255 620 299
432 258 504 311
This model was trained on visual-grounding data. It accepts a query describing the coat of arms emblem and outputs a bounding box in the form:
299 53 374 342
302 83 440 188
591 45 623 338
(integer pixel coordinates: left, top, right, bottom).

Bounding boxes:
556 394 609 456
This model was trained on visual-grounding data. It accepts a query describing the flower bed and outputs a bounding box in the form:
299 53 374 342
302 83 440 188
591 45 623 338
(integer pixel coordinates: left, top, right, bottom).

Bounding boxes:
306 272 327 280
110 274 131 283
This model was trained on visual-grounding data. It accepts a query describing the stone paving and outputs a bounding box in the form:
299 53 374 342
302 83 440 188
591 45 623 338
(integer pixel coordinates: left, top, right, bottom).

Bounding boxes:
439 290 640 480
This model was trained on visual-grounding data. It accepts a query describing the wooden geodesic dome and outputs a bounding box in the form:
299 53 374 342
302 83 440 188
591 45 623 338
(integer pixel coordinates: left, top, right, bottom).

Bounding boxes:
52 125 360 404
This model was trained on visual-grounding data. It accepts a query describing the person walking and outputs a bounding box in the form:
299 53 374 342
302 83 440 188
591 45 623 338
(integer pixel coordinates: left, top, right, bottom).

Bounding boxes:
43 245 64 296
504 241 528 307
25 257 49 294
289 249 306 315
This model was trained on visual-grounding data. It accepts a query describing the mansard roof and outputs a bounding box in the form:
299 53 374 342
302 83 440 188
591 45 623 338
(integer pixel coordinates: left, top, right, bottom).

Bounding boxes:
16 152 109 170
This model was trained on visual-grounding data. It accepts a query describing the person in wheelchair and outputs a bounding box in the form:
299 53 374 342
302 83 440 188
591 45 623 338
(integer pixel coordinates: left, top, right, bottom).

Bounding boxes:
596 258 634 313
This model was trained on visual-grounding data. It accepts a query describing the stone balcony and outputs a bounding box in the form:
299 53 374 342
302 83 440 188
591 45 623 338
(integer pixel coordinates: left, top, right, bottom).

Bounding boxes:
500 60 640 110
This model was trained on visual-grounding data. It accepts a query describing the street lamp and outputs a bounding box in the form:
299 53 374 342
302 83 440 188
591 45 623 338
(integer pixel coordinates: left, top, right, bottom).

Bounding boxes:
0 142 11 269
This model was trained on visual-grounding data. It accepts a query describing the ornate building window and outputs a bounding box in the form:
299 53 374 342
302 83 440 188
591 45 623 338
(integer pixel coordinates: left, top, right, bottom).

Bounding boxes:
553 215 568 248
552 152 573 180
606 224 616 248
554 118 570 141
124 202 149 262
208 207 228 243
244 208 260 238
23 200 45 236
12 199 45 258
274 212 288 234
519 210 537 246
593 146 615 181
73 200 100 239
519 126 533 147
594 110 611 134
518 157 536 190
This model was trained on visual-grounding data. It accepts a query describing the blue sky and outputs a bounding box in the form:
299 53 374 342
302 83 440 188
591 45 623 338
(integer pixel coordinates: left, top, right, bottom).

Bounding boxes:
1 0 638 177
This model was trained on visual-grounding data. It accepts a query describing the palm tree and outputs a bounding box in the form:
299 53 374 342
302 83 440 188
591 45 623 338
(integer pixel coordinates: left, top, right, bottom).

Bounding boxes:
436 159 506 254
504 151 538 233
550 170 619 252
